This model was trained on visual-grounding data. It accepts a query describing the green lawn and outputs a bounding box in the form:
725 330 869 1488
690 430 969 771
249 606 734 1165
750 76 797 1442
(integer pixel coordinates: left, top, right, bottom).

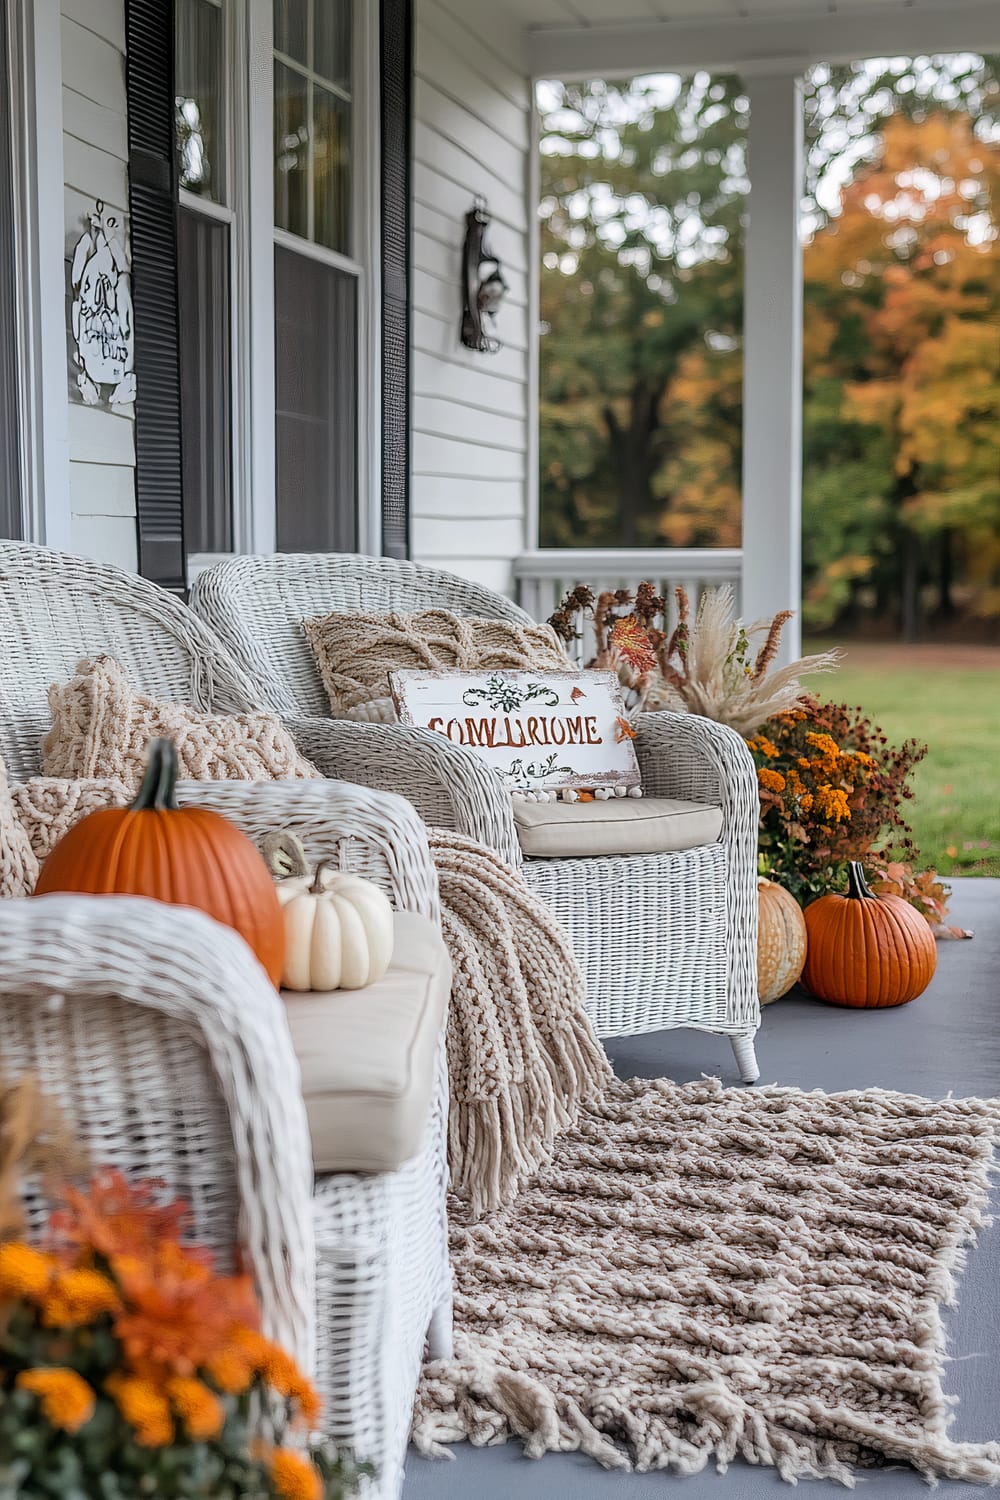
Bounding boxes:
802 644 1000 878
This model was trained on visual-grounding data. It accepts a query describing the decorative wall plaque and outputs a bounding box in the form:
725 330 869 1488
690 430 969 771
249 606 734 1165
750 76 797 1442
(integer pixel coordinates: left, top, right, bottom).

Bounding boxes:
389 668 641 793
70 200 136 407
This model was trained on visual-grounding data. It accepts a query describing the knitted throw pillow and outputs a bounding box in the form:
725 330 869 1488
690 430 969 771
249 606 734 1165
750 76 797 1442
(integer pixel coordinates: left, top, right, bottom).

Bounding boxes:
11 777 132 863
0 756 38 898
303 608 572 722
42 655 321 793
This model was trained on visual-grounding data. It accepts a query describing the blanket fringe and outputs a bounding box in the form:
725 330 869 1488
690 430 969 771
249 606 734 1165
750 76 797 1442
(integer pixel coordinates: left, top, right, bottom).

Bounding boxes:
430 828 611 1215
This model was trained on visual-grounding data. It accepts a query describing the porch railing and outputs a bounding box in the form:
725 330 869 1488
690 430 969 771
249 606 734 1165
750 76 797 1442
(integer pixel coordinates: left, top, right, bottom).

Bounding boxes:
513 548 742 657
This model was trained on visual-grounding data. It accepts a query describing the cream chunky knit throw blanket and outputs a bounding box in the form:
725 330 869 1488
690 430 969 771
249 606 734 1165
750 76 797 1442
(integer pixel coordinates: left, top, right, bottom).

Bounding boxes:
427 829 611 1216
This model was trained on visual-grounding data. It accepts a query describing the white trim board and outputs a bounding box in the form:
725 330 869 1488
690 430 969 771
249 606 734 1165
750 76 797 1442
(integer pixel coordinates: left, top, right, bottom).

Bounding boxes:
526 2 1000 79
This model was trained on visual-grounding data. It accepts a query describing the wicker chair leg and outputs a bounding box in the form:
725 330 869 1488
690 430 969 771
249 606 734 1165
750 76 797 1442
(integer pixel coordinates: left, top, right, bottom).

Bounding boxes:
731 1032 760 1084
425 1298 453 1360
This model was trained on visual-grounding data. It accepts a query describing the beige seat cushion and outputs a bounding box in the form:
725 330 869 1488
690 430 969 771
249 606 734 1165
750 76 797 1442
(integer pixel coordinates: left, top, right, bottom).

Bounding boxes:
303 607 570 722
513 796 723 859
43 655 320 793
283 911 450 1174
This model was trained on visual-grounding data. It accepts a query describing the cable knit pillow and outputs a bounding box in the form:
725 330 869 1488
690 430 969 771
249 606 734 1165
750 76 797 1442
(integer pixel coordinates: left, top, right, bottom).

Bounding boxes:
11 777 132 864
303 608 573 722
42 655 321 793
0 756 38 898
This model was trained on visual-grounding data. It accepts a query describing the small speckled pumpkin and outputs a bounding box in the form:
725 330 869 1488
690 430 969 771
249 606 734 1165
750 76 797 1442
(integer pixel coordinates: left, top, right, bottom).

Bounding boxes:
757 877 807 1004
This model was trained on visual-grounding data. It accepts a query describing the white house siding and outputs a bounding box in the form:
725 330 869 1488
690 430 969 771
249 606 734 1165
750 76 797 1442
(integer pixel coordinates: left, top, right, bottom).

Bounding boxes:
61 0 137 572
410 0 532 595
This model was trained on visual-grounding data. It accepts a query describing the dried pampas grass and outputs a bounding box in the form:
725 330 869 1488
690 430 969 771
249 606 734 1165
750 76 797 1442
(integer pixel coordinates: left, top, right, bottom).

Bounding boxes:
0 1075 83 1240
655 586 842 736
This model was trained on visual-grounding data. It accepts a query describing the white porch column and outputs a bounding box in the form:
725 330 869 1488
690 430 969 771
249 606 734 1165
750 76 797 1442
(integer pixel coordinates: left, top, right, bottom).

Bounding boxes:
741 74 803 661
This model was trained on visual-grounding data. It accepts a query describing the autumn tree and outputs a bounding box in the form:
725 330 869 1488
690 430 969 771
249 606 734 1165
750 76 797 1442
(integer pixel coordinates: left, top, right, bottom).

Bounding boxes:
539 56 1000 637
802 110 1000 634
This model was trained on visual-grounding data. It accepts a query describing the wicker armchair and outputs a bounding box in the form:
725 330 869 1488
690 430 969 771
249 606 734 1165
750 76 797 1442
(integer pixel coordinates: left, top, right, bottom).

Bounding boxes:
0 542 452 1500
191 554 761 1082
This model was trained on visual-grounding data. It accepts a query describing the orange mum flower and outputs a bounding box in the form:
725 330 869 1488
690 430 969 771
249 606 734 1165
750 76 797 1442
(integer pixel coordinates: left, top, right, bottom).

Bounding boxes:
42 1267 120 1327
757 769 786 794
0 1242 54 1301
114 1249 257 1378
204 1347 255 1395
233 1333 321 1426
51 1170 189 1263
106 1374 174 1446
815 786 851 823
16 1368 95 1433
166 1376 225 1441
269 1448 323 1500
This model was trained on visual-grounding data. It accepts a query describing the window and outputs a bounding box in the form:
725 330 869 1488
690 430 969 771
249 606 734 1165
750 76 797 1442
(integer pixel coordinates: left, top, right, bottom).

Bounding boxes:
0 0 22 539
175 0 233 558
169 0 385 573
273 0 359 552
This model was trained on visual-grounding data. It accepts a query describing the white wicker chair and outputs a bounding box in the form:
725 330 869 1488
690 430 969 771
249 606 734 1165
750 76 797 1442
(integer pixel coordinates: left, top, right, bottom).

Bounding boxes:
0 541 452 1500
191 553 762 1082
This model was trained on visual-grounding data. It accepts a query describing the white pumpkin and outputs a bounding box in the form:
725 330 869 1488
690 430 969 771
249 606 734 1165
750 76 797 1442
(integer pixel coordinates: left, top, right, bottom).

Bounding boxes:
275 859 395 992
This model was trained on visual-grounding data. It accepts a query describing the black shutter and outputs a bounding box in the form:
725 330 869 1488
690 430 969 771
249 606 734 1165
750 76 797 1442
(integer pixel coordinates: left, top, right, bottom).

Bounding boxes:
379 0 412 559
126 0 185 590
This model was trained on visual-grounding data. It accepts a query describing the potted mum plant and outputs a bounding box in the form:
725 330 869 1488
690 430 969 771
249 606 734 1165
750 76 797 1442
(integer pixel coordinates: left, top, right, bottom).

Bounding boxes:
0 1154 367 1500
550 581 952 953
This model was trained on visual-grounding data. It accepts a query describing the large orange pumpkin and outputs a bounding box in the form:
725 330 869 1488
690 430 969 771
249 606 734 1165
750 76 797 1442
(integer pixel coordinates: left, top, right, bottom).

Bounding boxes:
802 861 936 1008
34 738 285 986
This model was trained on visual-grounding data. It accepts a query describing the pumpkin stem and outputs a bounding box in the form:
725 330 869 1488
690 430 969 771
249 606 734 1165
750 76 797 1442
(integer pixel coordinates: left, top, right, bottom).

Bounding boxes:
846 861 874 900
132 738 179 812
262 831 310 880
310 858 340 893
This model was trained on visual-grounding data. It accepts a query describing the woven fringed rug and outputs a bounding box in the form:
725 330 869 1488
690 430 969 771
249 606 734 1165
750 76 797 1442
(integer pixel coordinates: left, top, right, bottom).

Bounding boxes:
414 1076 1000 1486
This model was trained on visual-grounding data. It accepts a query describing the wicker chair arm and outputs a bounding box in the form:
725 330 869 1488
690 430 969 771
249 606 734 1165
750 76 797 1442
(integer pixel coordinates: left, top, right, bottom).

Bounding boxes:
178 777 440 922
283 717 523 870
634 711 758 841
634 710 760 1031
0 894 316 1370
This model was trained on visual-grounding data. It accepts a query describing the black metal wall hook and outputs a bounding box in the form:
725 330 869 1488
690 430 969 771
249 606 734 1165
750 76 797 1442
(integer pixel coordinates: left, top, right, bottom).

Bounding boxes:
460 196 508 354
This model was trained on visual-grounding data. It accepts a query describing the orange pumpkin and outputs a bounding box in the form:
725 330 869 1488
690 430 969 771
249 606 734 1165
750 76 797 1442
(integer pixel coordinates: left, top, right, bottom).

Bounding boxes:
34 738 284 986
757 877 807 1004
802 861 936 1008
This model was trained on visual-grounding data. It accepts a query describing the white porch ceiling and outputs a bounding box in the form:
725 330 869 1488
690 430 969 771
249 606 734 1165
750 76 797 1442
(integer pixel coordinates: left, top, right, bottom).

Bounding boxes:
493 0 1000 76
504 0 983 28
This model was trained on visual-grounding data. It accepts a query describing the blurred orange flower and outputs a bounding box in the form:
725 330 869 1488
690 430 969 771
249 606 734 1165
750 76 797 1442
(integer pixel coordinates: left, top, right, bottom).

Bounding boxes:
42 1268 120 1327
16 1368 95 1433
269 1448 323 1500
0 1242 54 1301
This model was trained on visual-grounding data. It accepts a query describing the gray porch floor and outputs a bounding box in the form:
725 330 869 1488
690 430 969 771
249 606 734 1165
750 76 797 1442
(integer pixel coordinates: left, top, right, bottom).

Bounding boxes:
404 878 1000 1499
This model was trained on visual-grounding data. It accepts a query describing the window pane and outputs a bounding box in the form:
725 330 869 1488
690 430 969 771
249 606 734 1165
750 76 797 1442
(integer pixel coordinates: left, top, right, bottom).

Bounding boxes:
275 245 358 551
274 61 309 239
315 0 351 93
178 208 233 554
175 0 224 201
313 85 351 253
273 0 307 66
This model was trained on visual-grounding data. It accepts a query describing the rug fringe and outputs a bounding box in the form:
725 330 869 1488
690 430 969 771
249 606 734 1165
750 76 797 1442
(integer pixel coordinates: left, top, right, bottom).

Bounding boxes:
413 1355 1000 1486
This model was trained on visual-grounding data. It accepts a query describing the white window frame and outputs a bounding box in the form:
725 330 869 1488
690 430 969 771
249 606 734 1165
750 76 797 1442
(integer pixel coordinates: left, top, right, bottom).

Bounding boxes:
5 0 70 549
185 0 381 578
